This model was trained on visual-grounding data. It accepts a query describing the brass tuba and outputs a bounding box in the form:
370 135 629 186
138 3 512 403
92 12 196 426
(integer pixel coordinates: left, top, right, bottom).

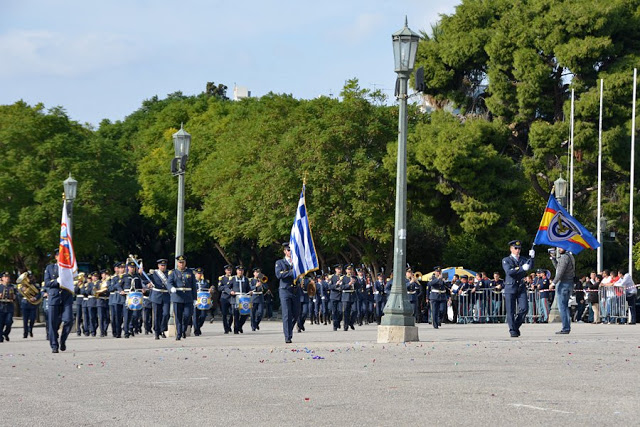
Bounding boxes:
17 271 42 305
307 278 317 297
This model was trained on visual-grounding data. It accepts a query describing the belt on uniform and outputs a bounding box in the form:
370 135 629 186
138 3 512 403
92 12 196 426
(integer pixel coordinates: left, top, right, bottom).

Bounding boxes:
431 290 446 293
87 296 95 299
152 288 168 293
99 297 109 300
343 290 355 293
252 292 263 295
176 287 192 291
0 299 12 303
407 291 416 294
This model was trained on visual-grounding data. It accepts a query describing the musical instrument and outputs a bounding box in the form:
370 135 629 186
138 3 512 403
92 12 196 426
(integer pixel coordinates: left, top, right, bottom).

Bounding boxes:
236 294 251 315
414 272 423 281
95 279 109 297
196 291 212 310
17 271 42 305
126 291 143 310
258 273 268 283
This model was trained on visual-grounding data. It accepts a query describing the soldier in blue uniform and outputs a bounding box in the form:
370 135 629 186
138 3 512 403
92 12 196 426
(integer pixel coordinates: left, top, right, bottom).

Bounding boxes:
218 265 234 334
17 271 40 338
95 270 110 337
364 273 375 324
44 250 74 353
502 240 535 337
140 265 153 335
192 267 211 336
264 287 274 319
427 267 447 329
354 268 366 325
373 273 386 324
275 243 297 343
329 264 344 331
230 265 250 334
317 274 330 325
149 259 171 339
0 272 16 342
340 264 357 331
250 268 266 331
167 255 196 340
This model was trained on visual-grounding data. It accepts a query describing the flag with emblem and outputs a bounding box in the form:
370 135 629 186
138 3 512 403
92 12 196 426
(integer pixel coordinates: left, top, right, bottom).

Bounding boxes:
533 195 600 254
289 185 319 280
58 200 77 293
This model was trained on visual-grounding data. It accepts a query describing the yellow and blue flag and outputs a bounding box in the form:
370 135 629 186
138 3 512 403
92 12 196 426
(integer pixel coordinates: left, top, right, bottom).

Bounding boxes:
533 196 600 254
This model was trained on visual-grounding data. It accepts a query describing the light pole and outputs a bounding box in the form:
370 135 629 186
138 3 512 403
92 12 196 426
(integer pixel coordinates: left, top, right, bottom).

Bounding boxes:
378 18 420 343
168 124 191 336
548 176 568 323
63 173 78 237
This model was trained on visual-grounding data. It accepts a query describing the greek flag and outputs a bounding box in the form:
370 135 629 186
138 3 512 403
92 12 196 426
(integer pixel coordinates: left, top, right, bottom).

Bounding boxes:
289 185 319 280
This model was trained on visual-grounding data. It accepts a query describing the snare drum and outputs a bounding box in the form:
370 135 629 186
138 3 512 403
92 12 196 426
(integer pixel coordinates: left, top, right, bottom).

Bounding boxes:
196 291 212 310
126 291 143 310
236 294 251 316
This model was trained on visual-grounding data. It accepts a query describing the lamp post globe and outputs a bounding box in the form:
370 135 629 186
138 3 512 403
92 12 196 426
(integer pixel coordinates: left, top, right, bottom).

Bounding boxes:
554 176 568 208
63 173 78 237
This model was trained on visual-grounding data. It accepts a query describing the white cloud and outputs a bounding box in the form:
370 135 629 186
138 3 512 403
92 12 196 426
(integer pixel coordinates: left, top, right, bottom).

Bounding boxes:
0 29 144 78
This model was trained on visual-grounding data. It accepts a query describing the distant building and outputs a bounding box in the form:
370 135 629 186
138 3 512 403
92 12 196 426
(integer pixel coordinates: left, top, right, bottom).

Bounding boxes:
233 85 251 101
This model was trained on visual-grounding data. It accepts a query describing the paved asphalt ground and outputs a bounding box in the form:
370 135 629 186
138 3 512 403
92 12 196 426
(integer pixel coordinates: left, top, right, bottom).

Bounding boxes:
0 319 638 426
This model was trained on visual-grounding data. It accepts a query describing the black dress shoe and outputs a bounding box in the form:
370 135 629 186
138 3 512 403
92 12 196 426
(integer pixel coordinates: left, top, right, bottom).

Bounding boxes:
52 348 59 353
555 330 570 334
23 334 28 339
182 332 186 339
297 327 302 333
161 333 167 338
234 331 239 334
224 331 229 334
239 328 243 334
60 342 66 351
155 335 160 340
256 325 260 330
124 334 130 339
350 325 355 330
176 336 181 341
285 339 292 343
29 331 33 338
301 325 305 331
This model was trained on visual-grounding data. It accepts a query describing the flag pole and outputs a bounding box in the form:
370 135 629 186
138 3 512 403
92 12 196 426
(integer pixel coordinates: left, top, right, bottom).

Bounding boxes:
570 88 575 216
629 68 637 273
597 78 604 273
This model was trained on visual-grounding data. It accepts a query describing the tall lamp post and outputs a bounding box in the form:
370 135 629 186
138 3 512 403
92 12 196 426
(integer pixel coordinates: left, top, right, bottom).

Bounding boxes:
378 18 420 343
168 124 191 336
548 176 568 323
63 173 78 237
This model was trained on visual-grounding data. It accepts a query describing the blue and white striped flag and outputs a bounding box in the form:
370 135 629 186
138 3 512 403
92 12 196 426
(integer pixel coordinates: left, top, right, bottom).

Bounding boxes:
289 185 319 280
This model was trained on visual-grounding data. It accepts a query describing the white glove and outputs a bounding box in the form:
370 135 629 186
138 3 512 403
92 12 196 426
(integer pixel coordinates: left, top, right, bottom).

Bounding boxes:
56 277 61 284
522 263 530 271
529 249 535 259
170 287 177 294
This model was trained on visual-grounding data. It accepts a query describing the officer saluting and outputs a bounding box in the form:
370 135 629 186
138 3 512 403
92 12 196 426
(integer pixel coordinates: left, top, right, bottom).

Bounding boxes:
502 240 535 337
166 255 195 340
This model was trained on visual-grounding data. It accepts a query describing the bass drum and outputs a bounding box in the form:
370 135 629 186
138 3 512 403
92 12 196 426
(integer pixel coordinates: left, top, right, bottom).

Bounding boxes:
126 291 143 310
196 291 212 310
236 294 251 316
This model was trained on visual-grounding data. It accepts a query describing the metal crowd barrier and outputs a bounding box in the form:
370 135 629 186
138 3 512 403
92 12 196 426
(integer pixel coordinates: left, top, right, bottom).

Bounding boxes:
457 290 506 324
599 285 628 323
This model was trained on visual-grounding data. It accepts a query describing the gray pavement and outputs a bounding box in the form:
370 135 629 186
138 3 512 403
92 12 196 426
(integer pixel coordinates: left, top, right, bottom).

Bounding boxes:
0 319 638 426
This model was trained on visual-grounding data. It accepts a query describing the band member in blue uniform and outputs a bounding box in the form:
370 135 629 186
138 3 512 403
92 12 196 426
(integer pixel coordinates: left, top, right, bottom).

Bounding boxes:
0 272 15 342
427 267 447 329
230 265 250 334
44 250 74 353
502 240 535 337
167 255 195 340
74 273 87 336
250 268 266 331
354 268 367 325
192 267 211 336
373 273 386 324
121 261 145 338
85 272 99 336
297 275 310 332
275 243 297 343
95 270 110 337
149 259 170 339
108 262 123 337
317 273 330 325
340 264 357 331
218 265 234 334
17 271 40 338
406 268 420 321
329 264 343 331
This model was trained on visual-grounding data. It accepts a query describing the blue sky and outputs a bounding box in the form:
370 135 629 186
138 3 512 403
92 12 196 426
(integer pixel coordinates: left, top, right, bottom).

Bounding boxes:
0 0 460 127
